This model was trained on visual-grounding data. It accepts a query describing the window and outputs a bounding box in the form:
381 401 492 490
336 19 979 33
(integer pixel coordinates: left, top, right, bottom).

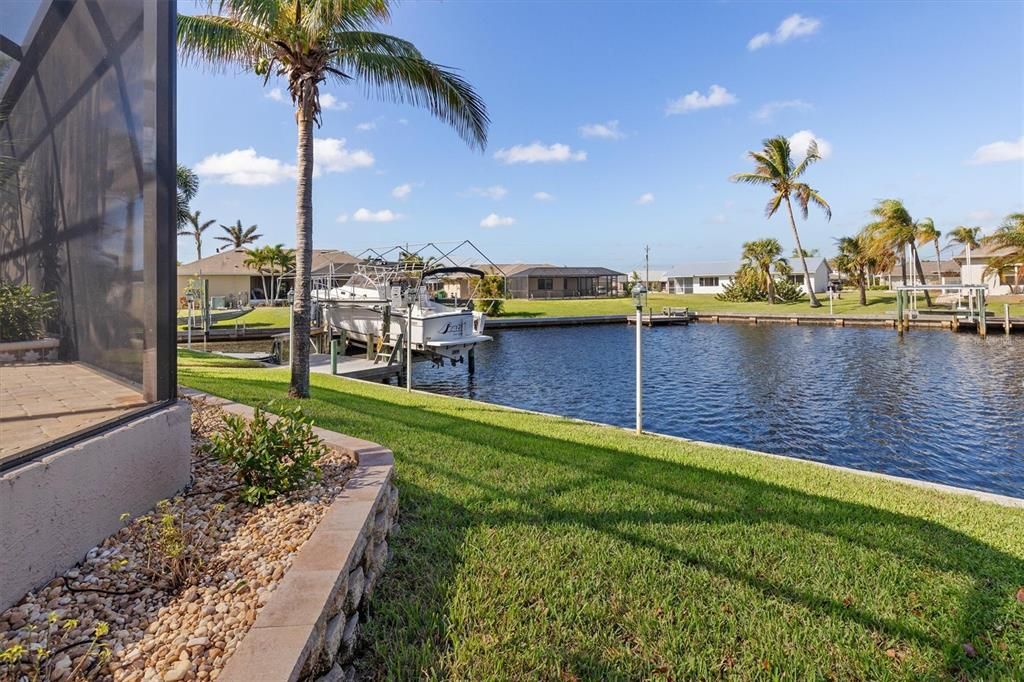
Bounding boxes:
788 274 805 284
999 267 1021 286
698 276 719 287
537 278 554 290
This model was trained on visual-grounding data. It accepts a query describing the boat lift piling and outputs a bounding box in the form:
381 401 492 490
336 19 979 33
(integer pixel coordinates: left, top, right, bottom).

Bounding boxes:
895 284 991 335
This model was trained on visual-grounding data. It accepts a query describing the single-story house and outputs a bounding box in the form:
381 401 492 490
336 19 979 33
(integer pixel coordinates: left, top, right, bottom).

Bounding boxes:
177 248 360 305
665 258 830 295
880 260 961 288
441 263 625 299
624 267 669 292
953 244 1022 294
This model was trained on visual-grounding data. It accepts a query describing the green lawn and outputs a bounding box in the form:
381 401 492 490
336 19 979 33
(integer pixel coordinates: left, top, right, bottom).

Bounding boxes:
177 306 291 330
500 291 1024 319
178 366 1024 680
177 348 263 368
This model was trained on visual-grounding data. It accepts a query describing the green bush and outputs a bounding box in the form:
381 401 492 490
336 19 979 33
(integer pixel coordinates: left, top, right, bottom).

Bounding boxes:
473 274 505 316
0 281 57 342
716 268 802 303
205 401 326 505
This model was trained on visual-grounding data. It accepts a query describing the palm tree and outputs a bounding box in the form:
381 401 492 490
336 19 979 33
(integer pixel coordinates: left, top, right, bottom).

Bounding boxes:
982 213 1024 294
948 226 982 285
914 218 942 285
864 199 932 306
176 164 199 230
740 238 788 304
244 246 274 302
178 209 216 262
833 234 873 305
216 219 263 249
731 136 830 308
178 0 489 398
267 244 297 301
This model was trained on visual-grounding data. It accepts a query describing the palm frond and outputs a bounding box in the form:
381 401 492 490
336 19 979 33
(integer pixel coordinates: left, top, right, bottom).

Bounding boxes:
764 192 784 218
177 14 270 71
729 172 773 186
305 0 390 36
337 51 488 150
791 140 820 179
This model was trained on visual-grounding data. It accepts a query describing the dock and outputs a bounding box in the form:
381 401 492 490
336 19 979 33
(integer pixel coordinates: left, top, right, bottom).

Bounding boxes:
305 353 402 381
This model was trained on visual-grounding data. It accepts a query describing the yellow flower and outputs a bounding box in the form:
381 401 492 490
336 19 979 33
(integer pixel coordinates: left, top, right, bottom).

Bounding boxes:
94 621 110 637
0 644 26 664
62 618 79 630
47 612 59 624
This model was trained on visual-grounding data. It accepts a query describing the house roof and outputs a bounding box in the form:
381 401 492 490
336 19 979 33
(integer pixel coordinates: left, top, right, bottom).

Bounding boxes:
473 263 553 277
666 257 826 278
886 260 960 276
951 244 1019 262
511 266 626 278
177 248 359 276
626 267 670 282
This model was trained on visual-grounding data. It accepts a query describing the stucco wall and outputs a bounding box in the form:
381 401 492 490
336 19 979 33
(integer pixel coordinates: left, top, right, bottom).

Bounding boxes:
0 402 192 610
177 275 255 303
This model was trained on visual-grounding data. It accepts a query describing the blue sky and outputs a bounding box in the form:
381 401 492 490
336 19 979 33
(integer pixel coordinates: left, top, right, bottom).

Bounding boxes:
178 1 1024 270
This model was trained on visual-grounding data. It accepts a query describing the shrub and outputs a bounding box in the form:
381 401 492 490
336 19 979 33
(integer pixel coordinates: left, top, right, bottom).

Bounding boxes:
0 281 57 342
120 500 211 591
205 402 326 505
473 274 505 316
716 268 802 303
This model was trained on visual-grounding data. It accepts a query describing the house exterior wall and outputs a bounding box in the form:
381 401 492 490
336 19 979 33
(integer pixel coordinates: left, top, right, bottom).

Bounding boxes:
667 276 732 294
176 274 254 303
506 274 621 298
960 261 1019 295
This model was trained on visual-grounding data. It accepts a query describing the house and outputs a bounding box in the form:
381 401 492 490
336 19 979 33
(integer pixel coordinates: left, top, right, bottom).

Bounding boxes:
177 248 360 305
881 260 961 288
624 267 669 292
953 244 1022 295
665 258 830 295
0 0 188 610
441 263 625 299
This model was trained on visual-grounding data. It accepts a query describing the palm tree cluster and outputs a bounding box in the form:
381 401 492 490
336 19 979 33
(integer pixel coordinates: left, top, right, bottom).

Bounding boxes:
718 238 802 304
244 245 296 302
178 0 489 398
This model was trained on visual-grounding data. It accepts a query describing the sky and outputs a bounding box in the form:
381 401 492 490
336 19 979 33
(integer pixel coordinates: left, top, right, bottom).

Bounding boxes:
177 1 1024 270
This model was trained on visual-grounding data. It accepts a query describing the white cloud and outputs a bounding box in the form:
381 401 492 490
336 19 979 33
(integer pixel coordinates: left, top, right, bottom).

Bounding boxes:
336 213 348 223
967 137 1024 165
579 120 624 140
494 142 587 164
313 137 374 174
266 88 286 103
392 183 413 199
753 99 812 121
666 85 737 115
319 93 349 111
353 208 402 223
356 121 376 131
465 185 508 200
480 213 515 228
788 130 833 160
196 148 296 186
748 14 821 51
197 138 373 185
533 191 554 201
636 192 655 205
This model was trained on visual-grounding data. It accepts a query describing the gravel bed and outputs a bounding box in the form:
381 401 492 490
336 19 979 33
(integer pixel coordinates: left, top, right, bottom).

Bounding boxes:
0 398 356 681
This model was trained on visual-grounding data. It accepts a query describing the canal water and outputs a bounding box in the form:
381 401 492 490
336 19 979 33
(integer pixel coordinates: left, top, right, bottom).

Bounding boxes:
410 324 1024 497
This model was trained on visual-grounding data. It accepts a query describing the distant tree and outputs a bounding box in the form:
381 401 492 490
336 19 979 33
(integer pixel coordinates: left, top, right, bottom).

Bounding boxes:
178 209 216 261
731 135 831 308
176 165 199 230
914 218 942 285
243 246 274 302
474 274 505 316
178 0 489 399
948 225 982 286
216 219 262 249
267 244 296 301
864 199 932 306
982 213 1024 293
740 238 789 304
623 271 640 295
791 247 819 258
833 234 873 305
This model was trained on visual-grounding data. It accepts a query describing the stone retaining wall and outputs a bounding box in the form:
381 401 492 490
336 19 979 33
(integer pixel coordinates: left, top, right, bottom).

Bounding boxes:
190 394 399 682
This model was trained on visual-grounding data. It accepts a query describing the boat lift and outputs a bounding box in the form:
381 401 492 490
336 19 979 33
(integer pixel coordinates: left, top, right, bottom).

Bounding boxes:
894 284 990 335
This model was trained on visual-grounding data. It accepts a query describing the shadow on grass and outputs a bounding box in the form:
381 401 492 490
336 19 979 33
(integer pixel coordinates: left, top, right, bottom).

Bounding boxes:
180 371 1024 678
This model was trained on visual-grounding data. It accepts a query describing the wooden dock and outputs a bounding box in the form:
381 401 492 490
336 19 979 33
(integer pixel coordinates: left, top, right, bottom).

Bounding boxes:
305 353 402 381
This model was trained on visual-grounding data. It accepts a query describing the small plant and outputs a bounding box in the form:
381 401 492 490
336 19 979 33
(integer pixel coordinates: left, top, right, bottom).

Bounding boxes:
121 500 209 591
0 615 111 681
0 281 57 342
205 401 326 505
473 274 505 316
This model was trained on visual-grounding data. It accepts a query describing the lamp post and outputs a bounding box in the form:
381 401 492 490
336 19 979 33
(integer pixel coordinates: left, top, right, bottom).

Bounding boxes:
632 283 647 434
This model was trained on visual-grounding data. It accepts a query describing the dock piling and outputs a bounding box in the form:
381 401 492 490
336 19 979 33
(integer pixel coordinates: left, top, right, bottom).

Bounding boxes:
1006 304 1011 335
330 339 338 375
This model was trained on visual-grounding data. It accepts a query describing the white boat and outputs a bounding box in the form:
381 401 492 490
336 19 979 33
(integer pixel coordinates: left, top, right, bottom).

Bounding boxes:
313 263 491 365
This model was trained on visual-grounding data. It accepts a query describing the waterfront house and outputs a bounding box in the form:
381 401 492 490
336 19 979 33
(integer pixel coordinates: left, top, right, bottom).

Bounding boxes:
0 0 189 610
880 260 961 288
665 258 830 295
177 248 360 305
442 263 625 299
953 244 1021 295
625 267 669 292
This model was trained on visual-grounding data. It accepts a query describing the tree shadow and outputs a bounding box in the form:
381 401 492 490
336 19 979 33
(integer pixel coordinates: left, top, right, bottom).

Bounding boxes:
182 373 1024 678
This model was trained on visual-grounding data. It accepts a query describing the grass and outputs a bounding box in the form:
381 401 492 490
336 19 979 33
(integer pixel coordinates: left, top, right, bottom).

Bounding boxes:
500 291 1024 319
178 365 1024 680
176 348 262 368
177 306 291 330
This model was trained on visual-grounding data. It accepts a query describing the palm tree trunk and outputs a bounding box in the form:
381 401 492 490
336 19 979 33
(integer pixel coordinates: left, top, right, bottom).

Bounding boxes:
784 196 821 307
765 267 775 304
289 109 314 399
858 267 867 305
910 242 933 306
900 248 908 287
933 242 942 286
195 235 202 262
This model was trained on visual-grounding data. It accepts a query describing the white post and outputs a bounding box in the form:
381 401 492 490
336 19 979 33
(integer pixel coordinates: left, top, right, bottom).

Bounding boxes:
187 300 193 350
406 305 413 391
1006 303 1011 335
829 289 834 315
635 306 643 434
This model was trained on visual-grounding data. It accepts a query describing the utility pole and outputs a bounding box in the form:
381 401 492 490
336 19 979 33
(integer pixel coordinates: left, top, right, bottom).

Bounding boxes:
644 244 650 292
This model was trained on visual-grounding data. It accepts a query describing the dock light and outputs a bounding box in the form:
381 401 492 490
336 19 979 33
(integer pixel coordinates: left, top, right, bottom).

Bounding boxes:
632 284 647 434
